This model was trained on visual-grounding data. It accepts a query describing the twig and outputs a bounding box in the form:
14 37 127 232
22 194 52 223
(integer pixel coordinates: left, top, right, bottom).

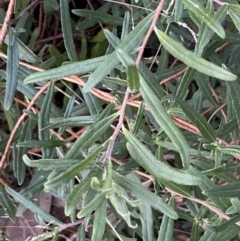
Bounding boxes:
0 0 15 48
103 0 166 165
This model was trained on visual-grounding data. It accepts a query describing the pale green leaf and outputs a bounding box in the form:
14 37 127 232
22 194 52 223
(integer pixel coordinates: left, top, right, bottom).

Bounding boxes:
5 186 62 225
91 199 107 241
139 75 190 168
181 0 225 38
113 172 178 219
154 28 236 81
83 11 154 92
123 127 200 185
60 0 78 61
4 31 19 110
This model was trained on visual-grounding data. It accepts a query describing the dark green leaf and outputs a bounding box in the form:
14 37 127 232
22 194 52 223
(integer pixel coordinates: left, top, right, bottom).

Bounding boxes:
4 31 19 110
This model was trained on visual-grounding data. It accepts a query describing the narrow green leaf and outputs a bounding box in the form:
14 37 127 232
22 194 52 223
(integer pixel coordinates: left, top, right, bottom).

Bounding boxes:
77 191 107 218
139 203 154 241
0 185 15 222
170 95 216 142
116 49 140 92
65 169 100 216
83 11 154 92
121 11 131 40
17 140 65 148
175 67 195 102
13 119 30 185
174 0 184 22
229 8 240 31
139 75 190 168
46 116 96 129
113 172 178 220
199 230 216 241
139 62 164 99
76 224 86 241
28 232 55 241
4 31 19 110
124 127 200 185
43 0 59 15
226 81 240 128
60 0 78 61
38 80 54 158
102 159 113 190
203 182 240 198
72 9 124 26
104 28 121 48
213 225 240 241
195 73 218 106
154 28 236 81
24 55 106 84
160 179 192 197
23 154 81 170
44 144 105 190
133 101 145 135
76 2 111 31
190 222 200 241
4 34 40 64
92 199 107 241
181 0 225 38
64 113 117 159
125 67 139 90
219 146 240 157
196 4 227 55
212 213 240 232
5 186 62 225
109 193 136 228
157 197 174 241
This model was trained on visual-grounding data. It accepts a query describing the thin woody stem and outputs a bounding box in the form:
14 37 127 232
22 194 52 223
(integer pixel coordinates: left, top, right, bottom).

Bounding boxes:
103 0 166 164
0 0 15 48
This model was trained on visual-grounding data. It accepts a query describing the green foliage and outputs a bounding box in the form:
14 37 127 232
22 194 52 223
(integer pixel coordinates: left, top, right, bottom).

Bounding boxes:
2 0 240 240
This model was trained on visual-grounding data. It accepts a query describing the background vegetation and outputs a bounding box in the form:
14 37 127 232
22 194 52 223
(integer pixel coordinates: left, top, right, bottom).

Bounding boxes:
1 0 240 240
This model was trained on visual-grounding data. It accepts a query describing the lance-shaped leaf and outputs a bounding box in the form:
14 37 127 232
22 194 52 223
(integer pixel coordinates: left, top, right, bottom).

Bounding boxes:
77 191 108 219
157 197 174 241
181 0 225 38
210 213 240 233
13 119 30 185
83 11 154 92
60 0 78 61
38 80 54 158
23 154 81 170
44 144 105 191
203 182 240 198
124 128 200 185
169 95 216 142
154 28 236 81
4 31 19 110
226 81 240 129
72 9 124 26
64 113 117 159
116 49 140 92
17 140 65 148
0 185 15 222
65 169 101 216
229 5 240 32
24 55 106 84
5 186 62 225
113 172 178 219
91 199 107 241
139 75 190 168
139 202 154 241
